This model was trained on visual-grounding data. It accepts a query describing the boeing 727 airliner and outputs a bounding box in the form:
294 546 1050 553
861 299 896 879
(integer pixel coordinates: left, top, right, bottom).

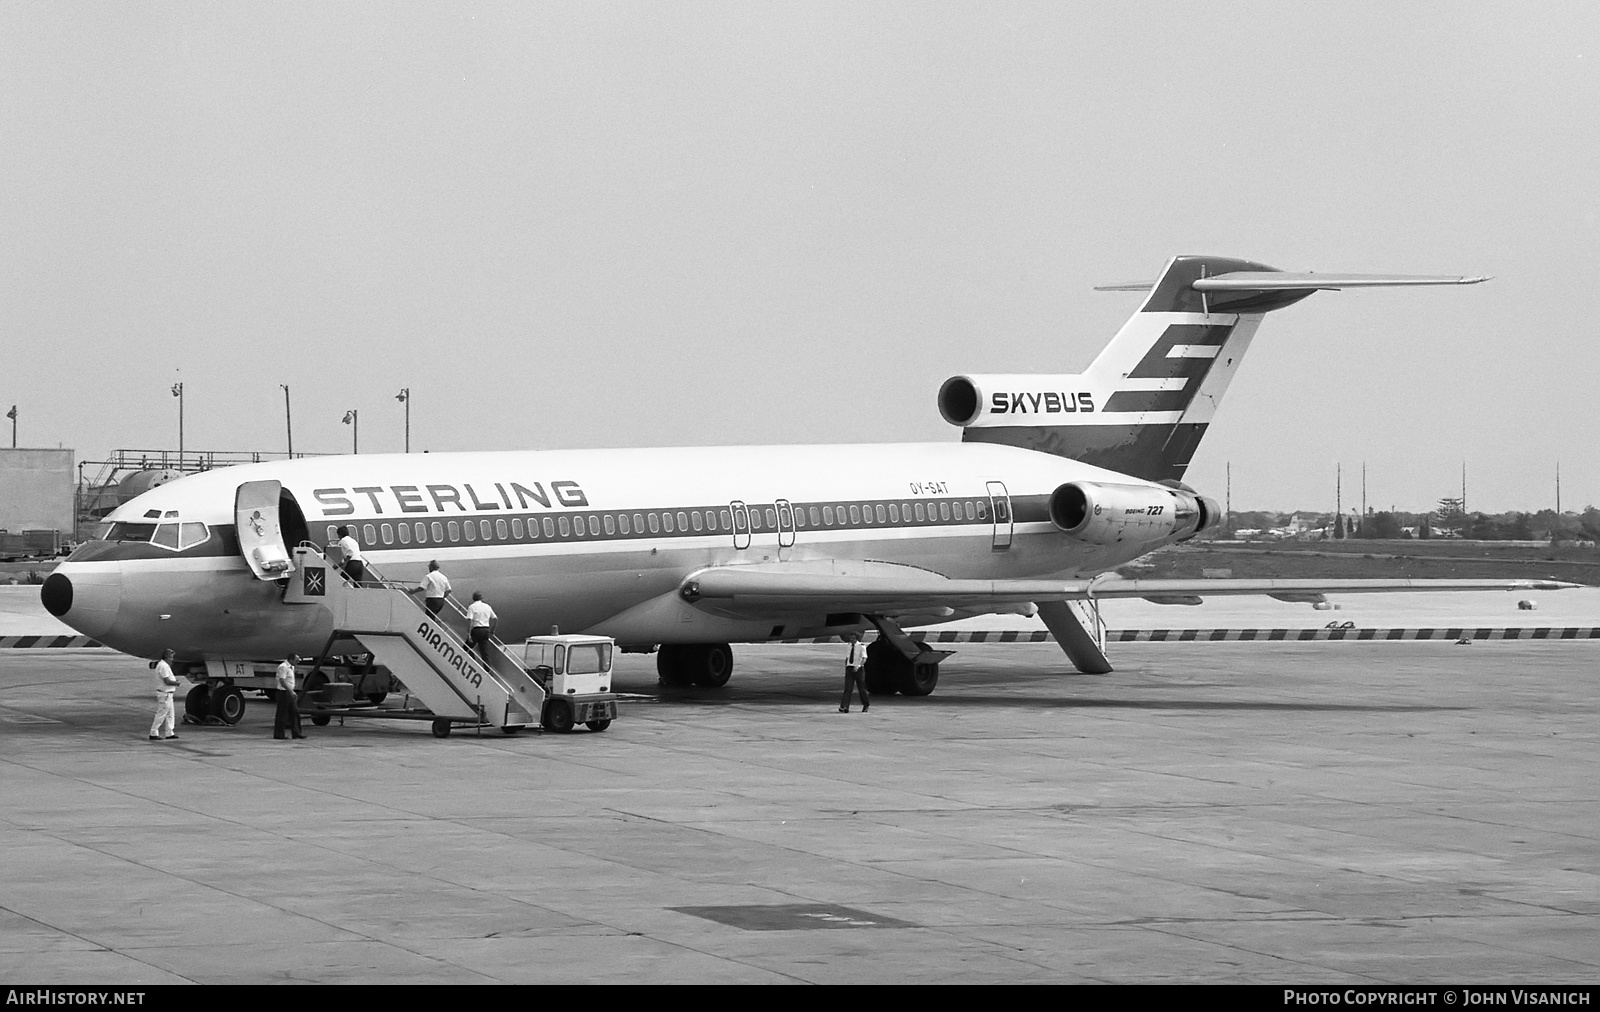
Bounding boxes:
43 255 1565 713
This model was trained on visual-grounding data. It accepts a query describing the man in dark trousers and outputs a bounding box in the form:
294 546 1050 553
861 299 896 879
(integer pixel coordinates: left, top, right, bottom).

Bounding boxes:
839 633 869 713
274 653 306 740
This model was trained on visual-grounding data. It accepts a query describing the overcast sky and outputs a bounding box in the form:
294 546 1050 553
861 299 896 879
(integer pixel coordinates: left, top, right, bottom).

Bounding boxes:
2 2 1595 512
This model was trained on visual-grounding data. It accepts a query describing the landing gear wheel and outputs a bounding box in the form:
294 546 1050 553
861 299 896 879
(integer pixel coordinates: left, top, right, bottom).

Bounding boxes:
544 698 575 734
656 645 693 687
863 640 898 696
431 718 452 738
184 684 212 720
896 660 940 697
501 725 523 736
365 692 387 705
692 643 733 688
311 714 331 727
585 719 612 732
208 685 246 725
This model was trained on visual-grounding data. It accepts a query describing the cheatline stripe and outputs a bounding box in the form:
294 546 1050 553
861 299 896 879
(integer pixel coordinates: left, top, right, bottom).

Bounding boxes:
776 628 1600 644
0 635 104 648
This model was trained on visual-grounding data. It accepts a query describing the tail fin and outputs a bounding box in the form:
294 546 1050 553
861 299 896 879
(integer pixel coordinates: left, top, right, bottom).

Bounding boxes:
940 255 1486 483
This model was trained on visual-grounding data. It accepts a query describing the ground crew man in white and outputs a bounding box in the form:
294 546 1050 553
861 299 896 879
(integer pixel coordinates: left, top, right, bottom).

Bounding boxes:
414 560 451 616
466 592 497 664
839 633 869 713
273 653 306 740
149 648 180 740
336 525 366 584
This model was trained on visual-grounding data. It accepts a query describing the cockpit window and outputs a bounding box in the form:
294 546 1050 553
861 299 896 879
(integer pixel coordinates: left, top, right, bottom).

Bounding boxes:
106 523 158 542
100 521 209 550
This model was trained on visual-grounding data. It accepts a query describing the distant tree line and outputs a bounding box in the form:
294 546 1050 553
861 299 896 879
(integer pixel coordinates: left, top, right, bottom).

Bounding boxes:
1223 506 1600 543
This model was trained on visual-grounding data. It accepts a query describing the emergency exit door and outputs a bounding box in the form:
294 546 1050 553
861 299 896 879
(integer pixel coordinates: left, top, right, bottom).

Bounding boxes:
986 481 1013 551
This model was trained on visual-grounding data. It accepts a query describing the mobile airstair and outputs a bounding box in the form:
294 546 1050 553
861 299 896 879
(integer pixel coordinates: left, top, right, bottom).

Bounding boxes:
282 545 547 737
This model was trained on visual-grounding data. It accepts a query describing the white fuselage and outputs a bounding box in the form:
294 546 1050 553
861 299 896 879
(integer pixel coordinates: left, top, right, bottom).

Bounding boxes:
49 441 1175 661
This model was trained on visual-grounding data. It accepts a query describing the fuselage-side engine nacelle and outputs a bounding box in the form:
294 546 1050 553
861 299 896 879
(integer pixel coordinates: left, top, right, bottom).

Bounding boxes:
1049 481 1222 546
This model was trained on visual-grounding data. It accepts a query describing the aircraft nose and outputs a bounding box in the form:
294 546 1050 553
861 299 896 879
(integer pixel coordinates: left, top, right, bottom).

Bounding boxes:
42 568 121 640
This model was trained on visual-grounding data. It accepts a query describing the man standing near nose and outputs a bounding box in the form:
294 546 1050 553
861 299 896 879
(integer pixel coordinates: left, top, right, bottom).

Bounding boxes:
149 648 180 740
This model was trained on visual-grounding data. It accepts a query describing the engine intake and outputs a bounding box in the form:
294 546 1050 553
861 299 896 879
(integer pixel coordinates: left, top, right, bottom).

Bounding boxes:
937 374 1098 428
1049 481 1222 546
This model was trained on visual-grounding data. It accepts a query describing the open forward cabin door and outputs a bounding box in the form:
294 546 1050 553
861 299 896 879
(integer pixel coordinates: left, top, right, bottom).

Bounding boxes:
235 479 294 580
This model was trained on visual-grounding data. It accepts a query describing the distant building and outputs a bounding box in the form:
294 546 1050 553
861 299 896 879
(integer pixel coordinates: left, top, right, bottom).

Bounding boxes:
0 448 74 534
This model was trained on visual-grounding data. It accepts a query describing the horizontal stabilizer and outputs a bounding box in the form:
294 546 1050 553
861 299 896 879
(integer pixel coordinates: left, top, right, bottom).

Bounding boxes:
1097 272 1489 293
1196 272 1490 291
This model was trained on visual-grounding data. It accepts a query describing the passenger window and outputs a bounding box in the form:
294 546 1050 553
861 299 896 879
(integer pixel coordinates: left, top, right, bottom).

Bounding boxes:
179 523 209 550
559 516 572 537
648 513 660 534
603 514 615 535
496 519 508 539
362 523 376 544
748 511 761 531
790 509 803 530
327 525 339 544
588 516 600 536
511 518 524 539
875 504 886 524
976 500 987 520
914 503 926 522
718 509 731 529
939 502 951 521
570 515 584 537
676 511 688 532
619 514 631 535
662 512 675 533
415 523 427 544
809 507 821 526
848 505 861 525
543 517 555 538
381 523 394 545
964 501 976 521
889 503 900 523
447 521 460 542
764 508 776 527
432 522 444 542
479 520 491 540
690 511 703 532
397 523 411 545
822 506 834 525
463 522 477 542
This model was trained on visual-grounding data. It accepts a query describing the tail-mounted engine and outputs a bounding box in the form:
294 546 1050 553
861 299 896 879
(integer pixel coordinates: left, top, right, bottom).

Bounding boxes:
938 375 1096 428
1048 481 1222 546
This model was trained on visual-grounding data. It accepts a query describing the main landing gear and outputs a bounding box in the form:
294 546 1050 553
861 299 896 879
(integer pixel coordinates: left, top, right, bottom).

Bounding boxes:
656 643 734 688
861 638 940 697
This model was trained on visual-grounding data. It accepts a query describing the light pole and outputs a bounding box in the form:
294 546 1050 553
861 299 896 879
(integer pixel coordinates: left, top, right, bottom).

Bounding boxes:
171 382 184 467
396 388 410 453
6 405 15 448
342 409 358 454
280 384 293 458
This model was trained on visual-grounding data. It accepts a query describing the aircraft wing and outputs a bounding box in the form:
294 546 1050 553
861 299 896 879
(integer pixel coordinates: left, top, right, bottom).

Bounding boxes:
679 568 1578 617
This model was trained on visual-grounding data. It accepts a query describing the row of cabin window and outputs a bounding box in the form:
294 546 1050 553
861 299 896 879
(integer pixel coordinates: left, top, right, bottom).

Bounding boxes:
325 498 994 550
